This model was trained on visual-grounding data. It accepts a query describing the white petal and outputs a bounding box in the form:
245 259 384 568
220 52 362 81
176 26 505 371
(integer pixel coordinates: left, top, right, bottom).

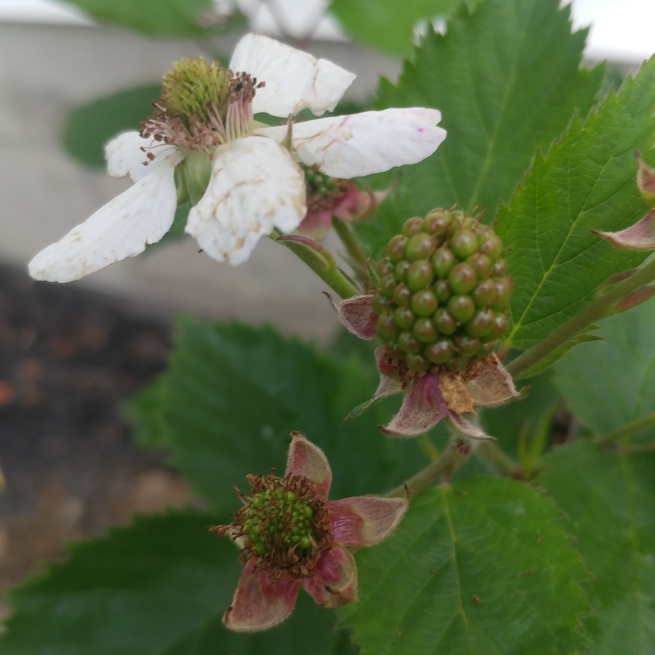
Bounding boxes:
29 151 183 283
258 108 447 178
185 136 305 265
229 33 355 117
105 131 178 182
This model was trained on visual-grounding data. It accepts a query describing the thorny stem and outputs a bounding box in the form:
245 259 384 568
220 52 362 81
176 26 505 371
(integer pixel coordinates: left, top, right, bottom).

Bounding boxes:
332 218 369 281
506 257 655 379
271 229 362 299
387 444 463 498
595 409 655 446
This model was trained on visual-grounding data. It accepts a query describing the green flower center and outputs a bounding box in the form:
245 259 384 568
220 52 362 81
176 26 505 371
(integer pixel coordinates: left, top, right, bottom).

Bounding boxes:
245 488 316 556
161 58 233 124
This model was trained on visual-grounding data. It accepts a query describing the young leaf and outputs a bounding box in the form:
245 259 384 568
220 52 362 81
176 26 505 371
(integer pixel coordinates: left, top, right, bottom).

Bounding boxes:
128 317 418 508
0 511 350 655
553 297 655 437
339 477 588 655
497 56 655 350
63 0 244 38
329 0 461 58
64 84 161 168
539 440 655 655
357 0 603 256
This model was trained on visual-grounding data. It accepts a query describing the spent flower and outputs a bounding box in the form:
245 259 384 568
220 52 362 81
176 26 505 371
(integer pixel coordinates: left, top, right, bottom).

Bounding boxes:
29 34 446 283
210 433 408 632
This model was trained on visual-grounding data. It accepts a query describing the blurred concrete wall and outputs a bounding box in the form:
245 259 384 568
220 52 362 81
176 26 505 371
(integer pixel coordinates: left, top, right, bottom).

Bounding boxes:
0 22 399 340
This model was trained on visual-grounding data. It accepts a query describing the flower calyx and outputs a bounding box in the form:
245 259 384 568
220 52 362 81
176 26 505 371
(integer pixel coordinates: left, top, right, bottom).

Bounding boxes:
211 470 331 582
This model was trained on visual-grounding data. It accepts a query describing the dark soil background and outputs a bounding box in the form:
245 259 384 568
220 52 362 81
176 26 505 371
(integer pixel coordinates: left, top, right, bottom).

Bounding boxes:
0 264 192 622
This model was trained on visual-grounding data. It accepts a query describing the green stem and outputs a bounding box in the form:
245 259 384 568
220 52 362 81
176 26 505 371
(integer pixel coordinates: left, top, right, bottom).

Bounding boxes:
507 257 655 378
619 441 655 455
595 410 655 445
418 434 441 460
387 444 462 498
271 229 362 299
476 442 520 478
332 218 369 277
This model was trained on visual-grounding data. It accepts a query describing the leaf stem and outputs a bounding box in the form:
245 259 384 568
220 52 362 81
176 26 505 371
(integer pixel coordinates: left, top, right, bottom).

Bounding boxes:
595 410 655 445
619 441 655 455
507 257 655 378
475 441 521 477
387 444 463 498
418 434 441 460
332 218 369 279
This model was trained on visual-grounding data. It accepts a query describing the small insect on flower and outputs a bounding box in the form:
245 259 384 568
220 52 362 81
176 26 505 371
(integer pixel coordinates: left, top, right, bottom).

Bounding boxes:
28 34 447 283
210 433 408 632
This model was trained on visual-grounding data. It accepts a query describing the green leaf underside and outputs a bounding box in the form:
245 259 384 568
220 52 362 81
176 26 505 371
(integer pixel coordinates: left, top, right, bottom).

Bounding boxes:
64 84 161 168
339 477 587 655
63 0 241 37
128 317 425 508
553 297 655 437
329 0 461 58
357 0 603 258
539 440 655 654
0 511 350 655
497 56 655 350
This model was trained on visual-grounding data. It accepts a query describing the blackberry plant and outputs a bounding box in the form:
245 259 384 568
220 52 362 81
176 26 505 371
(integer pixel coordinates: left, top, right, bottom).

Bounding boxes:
372 209 512 372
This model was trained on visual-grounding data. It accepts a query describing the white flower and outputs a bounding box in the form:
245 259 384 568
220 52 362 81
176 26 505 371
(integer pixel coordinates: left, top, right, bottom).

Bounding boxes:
29 34 447 283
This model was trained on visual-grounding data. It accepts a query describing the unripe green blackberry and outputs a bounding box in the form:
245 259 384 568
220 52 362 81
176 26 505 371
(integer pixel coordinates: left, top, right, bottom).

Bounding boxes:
373 209 512 368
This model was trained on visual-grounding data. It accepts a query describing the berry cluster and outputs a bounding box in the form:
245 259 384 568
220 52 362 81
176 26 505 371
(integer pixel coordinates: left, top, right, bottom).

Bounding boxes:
242 484 316 558
372 209 512 372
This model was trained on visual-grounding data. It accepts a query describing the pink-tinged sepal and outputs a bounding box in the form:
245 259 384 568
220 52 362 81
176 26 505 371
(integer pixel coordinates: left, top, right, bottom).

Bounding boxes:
465 354 518 407
379 372 449 437
223 559 300 632
593 208 655 250
448 412 496 441
297 208 333 241
328 496 408 547
285 432 332 499
637 152 655 203
325 293 378 340
615 285 655 312
303 546 357 608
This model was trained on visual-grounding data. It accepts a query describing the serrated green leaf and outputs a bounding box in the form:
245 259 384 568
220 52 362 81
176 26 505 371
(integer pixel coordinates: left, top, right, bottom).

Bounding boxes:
552 296 655 438
497 56 655 350
356 0 603 257
515 330 602 381
128 317 425 507
0 511 350 655
339 477 588 655
63 0 244 38
64 84 161 168
539 439 655 654
329 0 461 58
